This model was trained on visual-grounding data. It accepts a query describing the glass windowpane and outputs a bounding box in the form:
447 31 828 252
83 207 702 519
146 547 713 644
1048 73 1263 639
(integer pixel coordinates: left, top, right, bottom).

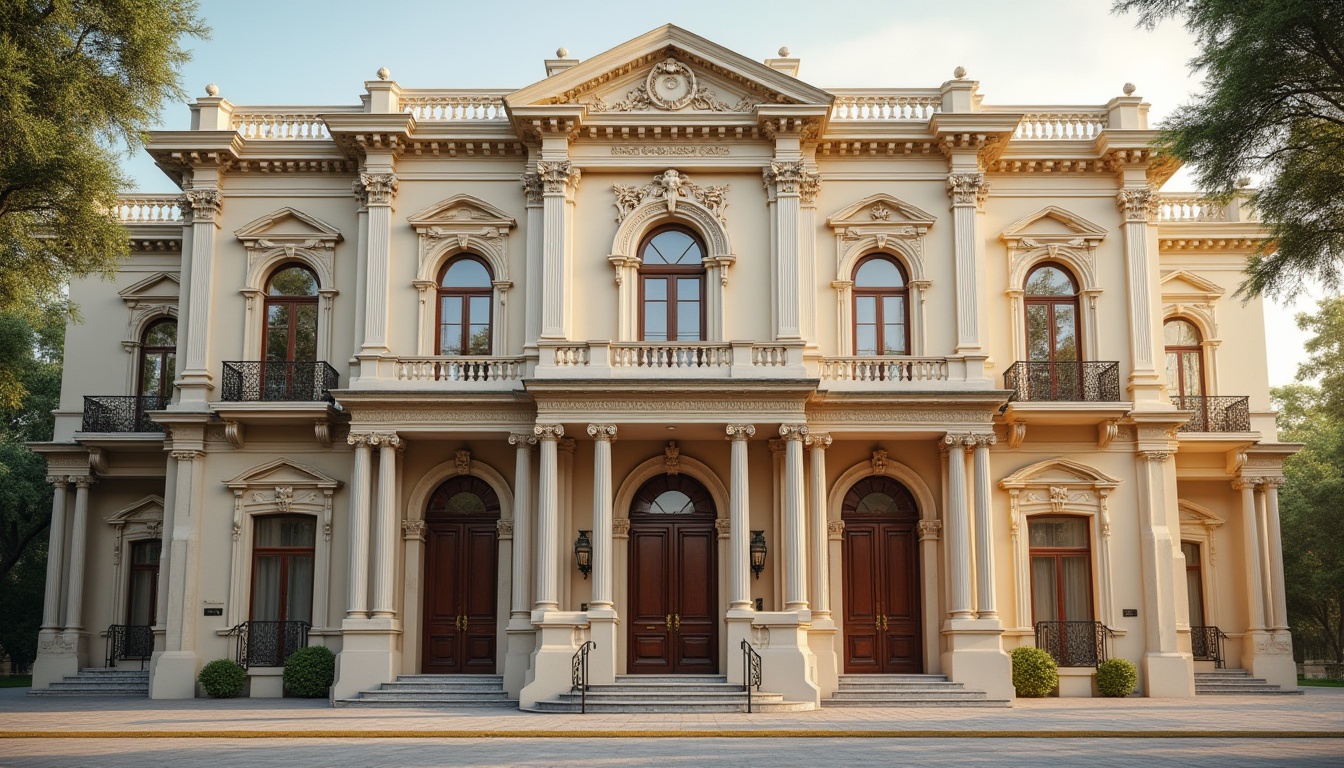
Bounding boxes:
442 259 492 288
1029 517 1088 548
677 278 701 301
856 325 877 356
1181 351 1203 395
855 258 903 287
268 267 318 296
440 325 462 355
1062 556 1092 621
293 305 318 361
644 302 667 340
1031 556 1059 625
1053 305 1078 360
855 296 877 323
468 325 490 354
1026 305 1051 360
676 304 700 339
645 279 667 301
251 555 282 621
265 305 290 362
286 555 314 623
468 296 491 322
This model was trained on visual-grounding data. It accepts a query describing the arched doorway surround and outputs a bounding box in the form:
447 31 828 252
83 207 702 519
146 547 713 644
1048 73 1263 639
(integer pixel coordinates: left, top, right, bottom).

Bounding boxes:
839 475 922 673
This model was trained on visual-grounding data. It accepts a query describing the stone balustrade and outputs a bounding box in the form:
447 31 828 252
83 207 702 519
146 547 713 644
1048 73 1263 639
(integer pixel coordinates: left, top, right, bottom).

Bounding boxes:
230 107 360 140
540 341 805 378
1156 194 1229 222
997 108 1108 140
399 91 509 121
828 90 942 120
114 196 183 223
818 356 949 383
393 356 525 384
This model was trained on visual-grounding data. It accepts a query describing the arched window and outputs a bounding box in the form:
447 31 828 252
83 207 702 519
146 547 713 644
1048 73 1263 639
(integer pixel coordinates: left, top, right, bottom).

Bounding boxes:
138 319 176 406
853 255 910 356
1164 318 1204 400
250 514 315 666
1024 263 1080 363
437 257 493 356
1029 515 1095 666
639 226 706 342
264 265 319 363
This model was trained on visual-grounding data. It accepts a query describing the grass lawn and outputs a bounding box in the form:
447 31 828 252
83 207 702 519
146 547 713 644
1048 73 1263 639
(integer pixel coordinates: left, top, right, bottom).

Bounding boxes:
1298 677 1344 688
0 676 31 689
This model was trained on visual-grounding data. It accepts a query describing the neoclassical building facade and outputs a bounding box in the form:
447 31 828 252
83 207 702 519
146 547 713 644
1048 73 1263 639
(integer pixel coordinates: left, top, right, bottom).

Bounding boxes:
31 26 1297 706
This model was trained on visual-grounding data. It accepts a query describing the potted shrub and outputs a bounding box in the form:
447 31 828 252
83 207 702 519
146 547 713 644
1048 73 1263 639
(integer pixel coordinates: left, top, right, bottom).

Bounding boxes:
1011 646 1058 697
198 659 248 698
1095 658 1138 697
282 646 335 698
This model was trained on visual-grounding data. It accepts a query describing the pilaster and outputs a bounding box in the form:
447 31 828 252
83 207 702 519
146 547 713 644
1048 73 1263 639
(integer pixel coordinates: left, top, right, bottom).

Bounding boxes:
538 160 580 340
1117 186 1166 403
1132 428 1194 696
763 161 818 342
947 173 987 353
175 188 222 408
355 172 398 380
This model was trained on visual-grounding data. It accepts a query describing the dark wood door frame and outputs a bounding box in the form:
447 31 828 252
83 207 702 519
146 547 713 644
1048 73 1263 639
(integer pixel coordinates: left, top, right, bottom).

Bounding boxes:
841 476 923 674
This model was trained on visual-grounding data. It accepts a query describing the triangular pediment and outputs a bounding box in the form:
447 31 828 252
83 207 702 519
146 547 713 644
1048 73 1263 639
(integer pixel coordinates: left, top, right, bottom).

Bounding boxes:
1000 206 1108 246
1179 499 1225 527
1161 269 1225 300
506 25 833 112
1000 458 1120 489
105 495 164 526
407 194 517 231
119 272 180 305
234 207 343 248
827 193 937 230
224 458 340 490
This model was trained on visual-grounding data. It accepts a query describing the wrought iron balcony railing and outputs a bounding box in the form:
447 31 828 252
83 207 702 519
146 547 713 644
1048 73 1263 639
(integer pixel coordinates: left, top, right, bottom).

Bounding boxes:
1172 395 1251 433
221 361 338 402
1191 625 1228 668
227 620 310 668
1034 620 1115 668
1005 361 1122 403
81 395 166 433
103 624 154 669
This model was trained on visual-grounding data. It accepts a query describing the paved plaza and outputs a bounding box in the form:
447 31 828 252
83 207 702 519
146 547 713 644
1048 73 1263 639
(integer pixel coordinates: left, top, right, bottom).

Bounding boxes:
1 688 1341 766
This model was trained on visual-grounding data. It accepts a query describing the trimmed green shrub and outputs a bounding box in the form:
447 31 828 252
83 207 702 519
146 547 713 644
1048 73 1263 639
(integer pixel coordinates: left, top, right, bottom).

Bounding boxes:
198 659 247 698
283 645 335 698
1011 646 1058 698
1095 658 1138 698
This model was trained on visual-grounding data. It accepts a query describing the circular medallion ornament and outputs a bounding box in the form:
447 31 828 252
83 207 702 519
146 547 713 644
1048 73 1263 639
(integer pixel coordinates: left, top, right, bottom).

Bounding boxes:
646 58 696 110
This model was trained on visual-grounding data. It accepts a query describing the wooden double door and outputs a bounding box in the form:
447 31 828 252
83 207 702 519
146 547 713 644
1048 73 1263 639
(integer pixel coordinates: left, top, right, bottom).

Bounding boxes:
422 475 499 674
627 474 719 674
842 475 923 674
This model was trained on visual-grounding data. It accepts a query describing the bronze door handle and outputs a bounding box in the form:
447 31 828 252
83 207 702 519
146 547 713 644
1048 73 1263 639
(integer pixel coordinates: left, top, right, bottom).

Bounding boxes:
674 614 680 630
666 614 672 630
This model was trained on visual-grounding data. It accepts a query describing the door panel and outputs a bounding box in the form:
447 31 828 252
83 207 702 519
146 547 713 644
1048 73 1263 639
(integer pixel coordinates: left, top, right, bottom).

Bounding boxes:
881 525 922 672
842 525 882 672
675 526 717 672
628 528 673 672
843 520 922 673
627 519 718 674
423 522 498 674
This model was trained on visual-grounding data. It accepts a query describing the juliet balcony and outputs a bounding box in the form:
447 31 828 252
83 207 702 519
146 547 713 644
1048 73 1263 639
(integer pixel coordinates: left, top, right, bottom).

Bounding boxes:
1172 395 1252 434
80 395 166 434
221 361 339 402
1003 361 1122 403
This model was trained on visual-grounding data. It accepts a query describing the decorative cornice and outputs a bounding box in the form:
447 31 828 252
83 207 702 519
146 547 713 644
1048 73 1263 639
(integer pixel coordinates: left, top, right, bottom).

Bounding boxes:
725 424 756 441
613 169 729 223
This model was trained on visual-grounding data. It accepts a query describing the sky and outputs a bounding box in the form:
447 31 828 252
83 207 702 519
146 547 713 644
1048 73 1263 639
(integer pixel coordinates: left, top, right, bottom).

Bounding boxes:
120 0 1325 385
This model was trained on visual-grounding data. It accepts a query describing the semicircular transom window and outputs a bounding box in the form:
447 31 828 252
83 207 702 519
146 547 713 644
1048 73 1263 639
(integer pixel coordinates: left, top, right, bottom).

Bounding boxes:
437 256 493 355
841 475 919 520
630 474 716 518
426 475 500 520
639 226 706 342
853 254 910 356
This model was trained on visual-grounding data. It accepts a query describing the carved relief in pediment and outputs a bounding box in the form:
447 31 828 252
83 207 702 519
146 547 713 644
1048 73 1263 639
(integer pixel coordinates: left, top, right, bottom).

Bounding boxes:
579 56 756 113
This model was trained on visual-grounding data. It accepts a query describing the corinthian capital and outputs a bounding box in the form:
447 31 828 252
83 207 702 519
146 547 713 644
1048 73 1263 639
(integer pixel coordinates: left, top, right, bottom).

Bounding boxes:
946 173 988 209
1117 186 1158 222
762 161 820 197
179 189 222 222
521 172 544 204
536 160 581 194
359 173 398 206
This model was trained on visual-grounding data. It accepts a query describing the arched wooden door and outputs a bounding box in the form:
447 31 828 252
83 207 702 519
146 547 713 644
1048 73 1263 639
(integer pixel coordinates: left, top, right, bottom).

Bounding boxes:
842 475 923 673
422 475 499 674
627 474 719 674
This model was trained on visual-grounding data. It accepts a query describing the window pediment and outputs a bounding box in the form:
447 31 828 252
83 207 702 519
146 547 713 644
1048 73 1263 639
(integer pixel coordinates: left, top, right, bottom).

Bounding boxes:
1160 269 1226 303
999 206 1107 249
1000 457 1120 491
827 193 937 235
224 458 341 493
105 495 165 534
407 195 518 232
119 272 180 306
234 207 343 251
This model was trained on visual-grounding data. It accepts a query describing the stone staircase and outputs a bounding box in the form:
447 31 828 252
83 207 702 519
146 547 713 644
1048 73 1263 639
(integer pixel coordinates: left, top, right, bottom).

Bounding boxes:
824 674 1010 707
528 674 813 713
334 674 515 708
28 667 148 697
1194 669 1303 695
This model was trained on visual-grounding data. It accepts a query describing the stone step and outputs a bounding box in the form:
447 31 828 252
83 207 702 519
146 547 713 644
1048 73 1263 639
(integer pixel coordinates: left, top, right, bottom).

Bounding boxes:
556 690 787 704
582 683 749 693
613 675 727 683
837 674 950 682
379 681 509 692
527 698 813 714
392 675 504 683
825 697 1012 708
1196 688 1304 695
30 686 148 696
78 668 150 676
333 697 517 709
832 689 989 699
354 691 511 702
837 681 968 690
1194 671 1252 678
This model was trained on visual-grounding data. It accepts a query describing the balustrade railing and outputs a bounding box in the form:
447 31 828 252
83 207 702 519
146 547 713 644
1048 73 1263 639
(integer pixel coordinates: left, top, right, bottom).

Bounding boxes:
829 90 942 120
1004 361 1121 402
1191 625 1228 669
1002 109 1108 140
1172 395 1251 433
741 639 762 713
394 356 525 382
227 620 310 668
1156 194 1228 222
230 107 358 140
82 395 166 433
400 91 509 121
104 624 154 669
221 361 338 402
571 640 596 714
113 196 183 223
610 343 733 369
819 356 950 383
1034 620 1114 668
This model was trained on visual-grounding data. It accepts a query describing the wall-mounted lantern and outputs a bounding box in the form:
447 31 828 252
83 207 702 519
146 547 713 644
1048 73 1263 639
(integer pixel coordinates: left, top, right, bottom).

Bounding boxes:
574 530 592 579
750 530 767 579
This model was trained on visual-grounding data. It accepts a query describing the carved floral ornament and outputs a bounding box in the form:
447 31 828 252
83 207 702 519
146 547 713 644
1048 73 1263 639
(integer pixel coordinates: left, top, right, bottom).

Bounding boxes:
946 173 990 209
1117 186 1160 222
358 173 398 206
535 160 581 195
763 161 822 203
613 170 730 223
178 189 222 222
583 57 754 113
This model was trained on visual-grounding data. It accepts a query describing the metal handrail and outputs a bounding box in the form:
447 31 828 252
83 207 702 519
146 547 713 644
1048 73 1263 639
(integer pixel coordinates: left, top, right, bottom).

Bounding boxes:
741 639 762 713
571 640 596 713
103 624 154 670
1191 625 1228 669
1033 620 1116 668
220 361 338 402
1004 361 1122 402
226 620 310 668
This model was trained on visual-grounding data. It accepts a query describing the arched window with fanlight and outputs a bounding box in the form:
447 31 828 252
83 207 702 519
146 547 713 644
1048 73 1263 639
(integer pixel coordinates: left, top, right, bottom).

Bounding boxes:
264 265 319 363
138 319 176 409
639 226 706 342
1023 263 1082 399
1164 318 1204 402
437 257 493 355
853 255 910 356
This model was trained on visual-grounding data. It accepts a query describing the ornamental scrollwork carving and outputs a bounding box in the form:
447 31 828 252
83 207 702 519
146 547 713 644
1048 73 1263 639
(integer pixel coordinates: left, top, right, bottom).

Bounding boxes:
520 172 543 205
663 441 681 474
778 424 809 441
1117 187 1159 222
805 432 832 449
725 424 756 441
714 518 731 536
179 189 222 222
917 519 942 541
401 520 426 541
586 424 618 440
534 424 565 440
453 449 472 474
871 449 888 474
584 58 750 113
612 518 631 537
358 173 398 206
612 169 729 223
508 432 537 448
828 520 846 538
535 160 581 194
496 519 514 539
763 161 820 197
946 174 989 209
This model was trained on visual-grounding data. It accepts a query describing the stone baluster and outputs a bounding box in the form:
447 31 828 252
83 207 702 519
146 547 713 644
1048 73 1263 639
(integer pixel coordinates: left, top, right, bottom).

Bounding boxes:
534 424 565 612
780 424 809 612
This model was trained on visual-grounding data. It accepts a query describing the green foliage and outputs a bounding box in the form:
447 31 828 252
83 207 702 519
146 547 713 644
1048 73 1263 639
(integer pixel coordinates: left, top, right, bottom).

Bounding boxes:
282 645 334 698
1297 297 1344 421
1114 0 1344 298
1095 658 1139 697
1011 646 1058 698
197 659 247 698
0 0 207 316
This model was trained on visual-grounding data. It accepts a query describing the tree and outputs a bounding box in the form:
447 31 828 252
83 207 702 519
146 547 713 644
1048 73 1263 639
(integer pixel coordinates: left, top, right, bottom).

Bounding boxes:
1114 0 1344 298
0 0 206 366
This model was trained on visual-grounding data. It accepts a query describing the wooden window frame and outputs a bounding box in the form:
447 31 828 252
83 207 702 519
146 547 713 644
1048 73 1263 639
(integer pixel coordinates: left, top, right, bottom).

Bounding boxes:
263 264 320 363
851 254 912 357
435 256 494 356
1023 262 1082 363
248 514 316 625
1183 540 1206 626
1164 318 1206 399
1027 515 1095 625
125 539 161 626
137 319 176 401
637 225 708 343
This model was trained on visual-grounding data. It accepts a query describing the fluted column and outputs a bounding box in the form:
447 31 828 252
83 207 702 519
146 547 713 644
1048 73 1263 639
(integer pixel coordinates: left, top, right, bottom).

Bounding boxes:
177 189 222 405
537 162 579 340
40 476 70 631
521 173 544 349
763 162 817 341
1264 478 1289 632
726 425 756 611
1235 477 1267 631
806 433 832 617
345 434 374 618
359 173 397 358
534 424 564 612
947 174 986 352
1255 483 1276 632
370 433 401 618
1117 187 1164 400
780 424 809 611
971 435 997 620
587 425 617 610
508 432 536 619
63 477 94 631
944 433 974 619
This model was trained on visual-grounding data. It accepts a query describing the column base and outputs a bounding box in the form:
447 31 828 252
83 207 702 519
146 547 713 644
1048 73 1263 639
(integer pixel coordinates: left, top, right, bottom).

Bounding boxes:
724 609 755 685
585 608 619 685
807 615 840 698
753 611 820 707
1141 651 1195 697
31 631 80 690
1247 630 1298 690
519 611 588 708
503 617 536 699
941 618 1014 702
330 617 402 701
149 650 200 699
